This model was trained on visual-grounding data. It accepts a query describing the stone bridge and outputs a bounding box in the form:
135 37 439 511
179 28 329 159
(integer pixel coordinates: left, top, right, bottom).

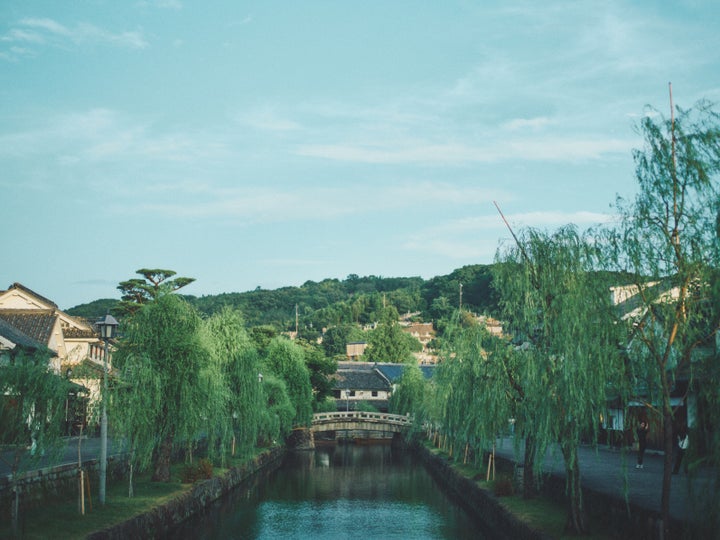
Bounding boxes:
311 411 412 434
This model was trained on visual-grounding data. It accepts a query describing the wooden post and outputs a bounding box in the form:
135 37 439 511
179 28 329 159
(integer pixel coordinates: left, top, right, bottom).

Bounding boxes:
79 469 85 515
464 443 469 465
486 444 496 481
85 471 92 512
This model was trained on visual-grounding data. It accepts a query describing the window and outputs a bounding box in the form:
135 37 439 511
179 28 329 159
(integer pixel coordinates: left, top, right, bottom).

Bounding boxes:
371 391 378 397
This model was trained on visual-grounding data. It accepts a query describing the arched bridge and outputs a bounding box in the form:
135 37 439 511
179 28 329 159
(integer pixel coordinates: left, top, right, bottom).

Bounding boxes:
311 411 413 434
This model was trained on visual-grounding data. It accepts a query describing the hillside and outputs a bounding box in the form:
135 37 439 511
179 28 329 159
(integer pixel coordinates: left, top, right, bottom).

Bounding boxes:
66 264 500 332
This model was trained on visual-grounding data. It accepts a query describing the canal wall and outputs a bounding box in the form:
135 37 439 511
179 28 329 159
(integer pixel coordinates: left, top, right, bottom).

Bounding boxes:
86 447 285 540
414 443 551 540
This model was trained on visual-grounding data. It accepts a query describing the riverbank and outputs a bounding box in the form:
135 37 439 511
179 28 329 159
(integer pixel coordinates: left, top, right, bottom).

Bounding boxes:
85 447 284 539
414 441 553 540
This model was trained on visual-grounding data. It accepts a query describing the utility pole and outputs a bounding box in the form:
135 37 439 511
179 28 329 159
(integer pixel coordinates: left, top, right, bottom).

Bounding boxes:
295 304 299 335
459 282 463 311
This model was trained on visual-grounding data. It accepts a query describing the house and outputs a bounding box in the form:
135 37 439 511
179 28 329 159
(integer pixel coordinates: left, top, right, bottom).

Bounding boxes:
332 362 392 412
346 341 368 361
332 361 436 412
603 280 714 449
0 283 104 430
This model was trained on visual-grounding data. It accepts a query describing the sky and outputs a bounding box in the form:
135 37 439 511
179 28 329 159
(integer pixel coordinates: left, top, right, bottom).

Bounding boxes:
1 1 719 310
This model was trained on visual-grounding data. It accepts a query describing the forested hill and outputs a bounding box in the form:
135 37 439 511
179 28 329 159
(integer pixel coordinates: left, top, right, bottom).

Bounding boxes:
66 264 499 331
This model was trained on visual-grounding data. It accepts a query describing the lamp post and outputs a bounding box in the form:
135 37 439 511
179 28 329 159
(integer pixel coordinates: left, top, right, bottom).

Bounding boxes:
95 313 118 506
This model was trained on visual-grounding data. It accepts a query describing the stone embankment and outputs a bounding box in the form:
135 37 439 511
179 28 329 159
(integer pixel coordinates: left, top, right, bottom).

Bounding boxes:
86 447 284 540
414 443 551 540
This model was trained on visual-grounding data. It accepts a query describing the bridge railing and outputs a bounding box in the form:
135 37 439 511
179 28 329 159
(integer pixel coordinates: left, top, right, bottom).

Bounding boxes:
312 411 412 426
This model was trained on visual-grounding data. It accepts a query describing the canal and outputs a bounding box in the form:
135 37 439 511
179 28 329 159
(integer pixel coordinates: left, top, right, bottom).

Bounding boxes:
168 442 491 539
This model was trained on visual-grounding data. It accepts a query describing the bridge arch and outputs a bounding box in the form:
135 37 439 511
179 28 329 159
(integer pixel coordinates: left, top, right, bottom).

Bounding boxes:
311 411 412 434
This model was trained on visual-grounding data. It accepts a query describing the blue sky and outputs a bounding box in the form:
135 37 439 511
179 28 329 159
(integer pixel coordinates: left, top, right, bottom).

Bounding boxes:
2 1 719 310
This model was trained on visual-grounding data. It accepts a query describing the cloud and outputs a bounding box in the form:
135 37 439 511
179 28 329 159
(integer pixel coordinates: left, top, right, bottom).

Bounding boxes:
401 209 617 261
1 17 147 60
0 108 228 164
295 136 632 164
239 109 300 132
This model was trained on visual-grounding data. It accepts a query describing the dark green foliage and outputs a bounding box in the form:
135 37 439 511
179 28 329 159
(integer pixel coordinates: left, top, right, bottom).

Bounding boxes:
297 340 338 408
65 298 119 320
365 306 416 363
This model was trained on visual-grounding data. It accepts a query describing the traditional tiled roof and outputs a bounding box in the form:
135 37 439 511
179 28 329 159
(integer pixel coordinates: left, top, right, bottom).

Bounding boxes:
0 309 58 346
63 326 98 339
332 368 391 391
336 361 435 383
0 317 46 351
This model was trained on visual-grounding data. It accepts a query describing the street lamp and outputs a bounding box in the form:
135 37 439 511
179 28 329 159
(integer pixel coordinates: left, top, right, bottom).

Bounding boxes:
95 313 118 506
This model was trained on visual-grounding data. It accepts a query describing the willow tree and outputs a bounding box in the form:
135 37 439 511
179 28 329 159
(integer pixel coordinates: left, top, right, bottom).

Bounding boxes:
204 308 263 460
604 96 720 535
437 315 536 492
263 337 313 427
433 318 513 466
111 294 227 482
0 348 71 534
494 225 624 534
389 362 428 437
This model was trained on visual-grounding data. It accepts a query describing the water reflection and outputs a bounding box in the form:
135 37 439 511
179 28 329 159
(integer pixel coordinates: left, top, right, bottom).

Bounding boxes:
169 443 487 539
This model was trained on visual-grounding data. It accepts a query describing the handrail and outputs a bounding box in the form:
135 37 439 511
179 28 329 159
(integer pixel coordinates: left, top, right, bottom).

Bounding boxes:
312 411 412 425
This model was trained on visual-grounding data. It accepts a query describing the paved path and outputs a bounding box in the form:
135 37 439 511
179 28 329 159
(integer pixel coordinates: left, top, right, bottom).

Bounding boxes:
1 436 124 479
493 437 715 525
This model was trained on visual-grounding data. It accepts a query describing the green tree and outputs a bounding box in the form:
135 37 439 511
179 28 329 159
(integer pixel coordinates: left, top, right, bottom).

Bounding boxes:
389 363 428 432
116 268 195 315
111 294 227 482
365 306 415 363
297 340 337 408
204 308 263 460
263 337 313 427
257 373 295 444
604 98 720 535
494 226 624 534
0 348 71 533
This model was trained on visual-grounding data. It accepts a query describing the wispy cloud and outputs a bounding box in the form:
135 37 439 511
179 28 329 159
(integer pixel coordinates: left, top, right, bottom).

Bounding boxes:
1 17 147 60
0 108 227 164
402 209 617 261
295 136 632 164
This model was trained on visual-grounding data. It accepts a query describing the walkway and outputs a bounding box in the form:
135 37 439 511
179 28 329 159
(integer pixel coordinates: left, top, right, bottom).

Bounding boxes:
493 436 715 525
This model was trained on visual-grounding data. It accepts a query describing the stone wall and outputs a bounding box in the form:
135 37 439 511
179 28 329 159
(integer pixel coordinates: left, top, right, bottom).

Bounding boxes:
0 457 126 518
414 444 551 540
86 447 284 540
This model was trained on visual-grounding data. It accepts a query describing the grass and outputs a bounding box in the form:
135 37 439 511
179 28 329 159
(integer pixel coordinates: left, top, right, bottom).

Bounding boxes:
1 452 264 540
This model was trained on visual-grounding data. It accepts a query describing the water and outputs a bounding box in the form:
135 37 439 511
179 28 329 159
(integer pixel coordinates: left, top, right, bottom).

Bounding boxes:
170 443 488 539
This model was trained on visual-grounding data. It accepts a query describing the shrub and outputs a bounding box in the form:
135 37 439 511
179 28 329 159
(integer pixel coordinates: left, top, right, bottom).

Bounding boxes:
181 458 214 483
492 475 514 497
